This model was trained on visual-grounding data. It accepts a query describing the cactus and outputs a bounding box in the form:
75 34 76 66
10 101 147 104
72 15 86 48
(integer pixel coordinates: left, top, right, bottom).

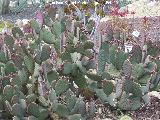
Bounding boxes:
0 3 159 119
55 79 69 96
26 94 37 103
47 70 59 83
68 114 85 120
122 59 132 78
12 27 24 38
56 104 69 117
12 103 25 118
4 35 15 51
118 92 141 110
38 96 49 107
40 28 55 44
0 0 10 14
130 45 142 64
146 40 160 57
11 54 23 70
40 44 51 62
61 52 72 62
106 30 113 41
120 115 133 120
27 102 40 118
71 97 86 117
102 80 114 96
0 51 8 63
30 19 41 34
83 41 94 50
115 49 128 70
132 63 145 80
4 61 17 75
74 74 88 88
86 71 102 81
84 49 94 59
124 80 142 98
11 0 28 14
24 55 35 74
48 89 58 111
88 101 96 117
52 20 63 38
3 85 15 102
66 95 77 112
95 89 108 102
97 41 110 75
63 62 73 75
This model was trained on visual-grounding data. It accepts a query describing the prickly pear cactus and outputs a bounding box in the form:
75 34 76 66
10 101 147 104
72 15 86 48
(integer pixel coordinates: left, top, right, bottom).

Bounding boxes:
122 59 132 78
118 92 141 110
97 41 109 75
0 0 10 14
146 40 160 57
102 80 114 96
130 45 142 64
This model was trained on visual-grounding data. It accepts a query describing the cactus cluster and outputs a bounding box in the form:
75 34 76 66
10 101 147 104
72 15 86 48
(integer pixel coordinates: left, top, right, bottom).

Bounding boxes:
0 2 159 120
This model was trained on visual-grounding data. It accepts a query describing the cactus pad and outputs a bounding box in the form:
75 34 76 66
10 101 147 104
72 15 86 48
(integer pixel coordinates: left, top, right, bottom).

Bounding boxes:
55 79 69 95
